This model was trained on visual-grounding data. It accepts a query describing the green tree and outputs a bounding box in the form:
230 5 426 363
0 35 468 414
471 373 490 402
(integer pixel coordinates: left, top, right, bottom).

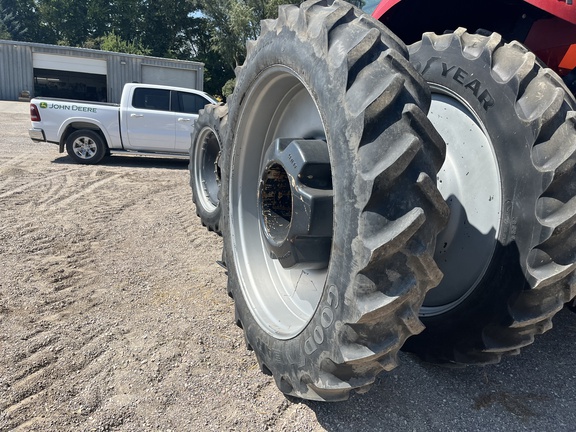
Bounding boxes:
35 0 144 46
35 0 89 45
13 0 364 98
199 0 302 72
190 16 231 97
86 0 114 39
139 0 198 58
97 31 151 55
198 0 364 95
0 20 10 39
108 0 145 43
0 0 36 40
198 0 325 96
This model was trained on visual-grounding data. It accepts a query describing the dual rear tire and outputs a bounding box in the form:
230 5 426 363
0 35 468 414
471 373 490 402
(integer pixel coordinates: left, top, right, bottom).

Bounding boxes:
189 2 576 400
404 29 576 364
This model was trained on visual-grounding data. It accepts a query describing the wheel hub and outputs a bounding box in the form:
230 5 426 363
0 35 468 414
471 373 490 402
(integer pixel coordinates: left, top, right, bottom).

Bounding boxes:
73 137 96 159
423 89 501 315
229 66 330 337
259 138 333 269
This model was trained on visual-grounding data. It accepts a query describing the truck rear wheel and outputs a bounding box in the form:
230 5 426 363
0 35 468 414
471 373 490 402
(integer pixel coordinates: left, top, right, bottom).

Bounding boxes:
65 129 107 165
220 0 448 401
404 29 576 364
189 103 227 234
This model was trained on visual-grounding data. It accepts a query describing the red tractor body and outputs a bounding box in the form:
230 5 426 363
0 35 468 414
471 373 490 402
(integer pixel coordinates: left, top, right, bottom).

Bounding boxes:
371 0 576 82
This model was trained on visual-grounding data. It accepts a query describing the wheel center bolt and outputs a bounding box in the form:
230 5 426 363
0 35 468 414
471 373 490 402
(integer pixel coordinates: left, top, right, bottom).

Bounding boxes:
259 138 333 269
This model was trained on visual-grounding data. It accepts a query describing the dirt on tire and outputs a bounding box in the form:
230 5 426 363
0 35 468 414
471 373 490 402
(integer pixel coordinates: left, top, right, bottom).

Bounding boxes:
0 104 323 431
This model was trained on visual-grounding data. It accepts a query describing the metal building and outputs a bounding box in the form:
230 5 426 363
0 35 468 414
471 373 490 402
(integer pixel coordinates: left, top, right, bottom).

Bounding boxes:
0 40 205 103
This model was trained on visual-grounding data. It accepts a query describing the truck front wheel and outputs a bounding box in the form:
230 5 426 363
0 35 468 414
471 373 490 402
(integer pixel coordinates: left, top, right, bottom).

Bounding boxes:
404 29 576 364
65 129 108 165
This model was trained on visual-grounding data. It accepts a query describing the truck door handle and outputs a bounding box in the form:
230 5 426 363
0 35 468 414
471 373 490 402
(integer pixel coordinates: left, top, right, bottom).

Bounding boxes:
178 118 192 122
131 113 144 118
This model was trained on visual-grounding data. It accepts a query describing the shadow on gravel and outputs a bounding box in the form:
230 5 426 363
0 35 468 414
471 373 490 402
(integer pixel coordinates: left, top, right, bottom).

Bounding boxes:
51 154 189 170
303 308 576 431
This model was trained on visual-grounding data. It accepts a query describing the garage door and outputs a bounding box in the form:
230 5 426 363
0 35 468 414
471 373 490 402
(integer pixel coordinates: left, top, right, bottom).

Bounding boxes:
141 65 197 89
33 53 107 75
33 54 108 102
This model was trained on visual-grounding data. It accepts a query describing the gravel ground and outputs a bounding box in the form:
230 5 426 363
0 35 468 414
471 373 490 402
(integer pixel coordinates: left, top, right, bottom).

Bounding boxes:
1 101 575 431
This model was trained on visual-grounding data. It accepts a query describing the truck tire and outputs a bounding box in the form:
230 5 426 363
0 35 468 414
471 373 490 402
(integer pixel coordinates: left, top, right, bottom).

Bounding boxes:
189 103 227 234
220 0 448 401
404 29 576 364
65 129 108 165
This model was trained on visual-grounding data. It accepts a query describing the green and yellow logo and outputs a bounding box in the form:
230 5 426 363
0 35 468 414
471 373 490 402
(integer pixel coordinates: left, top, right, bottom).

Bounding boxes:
39 102 48 109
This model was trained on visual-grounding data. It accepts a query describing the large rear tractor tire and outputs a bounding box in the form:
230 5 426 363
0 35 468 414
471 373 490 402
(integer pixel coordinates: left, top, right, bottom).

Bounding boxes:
189 103 228 234
404 29 576 365
220 0 448 401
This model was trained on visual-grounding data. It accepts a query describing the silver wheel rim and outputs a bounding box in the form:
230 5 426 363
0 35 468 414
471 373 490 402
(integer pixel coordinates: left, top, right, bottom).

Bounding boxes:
422 85 502 316
229 66 329 339
72 136 98 160
194 126 221 211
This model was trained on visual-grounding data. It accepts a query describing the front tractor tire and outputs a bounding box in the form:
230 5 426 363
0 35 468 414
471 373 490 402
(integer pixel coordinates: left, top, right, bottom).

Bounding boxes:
404 29 576 364
189 103 228 234
65 129 108 165
221 0 448 401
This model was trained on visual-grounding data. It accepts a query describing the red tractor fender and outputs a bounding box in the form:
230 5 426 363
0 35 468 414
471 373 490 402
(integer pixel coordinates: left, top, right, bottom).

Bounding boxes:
372 0 401 21
523 0 576 25
372 0 576 24
370 0 576 77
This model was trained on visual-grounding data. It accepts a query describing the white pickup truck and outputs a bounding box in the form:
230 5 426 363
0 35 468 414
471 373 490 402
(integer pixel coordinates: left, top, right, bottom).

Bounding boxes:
29 83 216 164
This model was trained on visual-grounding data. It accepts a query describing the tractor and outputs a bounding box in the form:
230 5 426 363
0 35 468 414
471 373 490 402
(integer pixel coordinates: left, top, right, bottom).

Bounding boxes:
189 0 576 401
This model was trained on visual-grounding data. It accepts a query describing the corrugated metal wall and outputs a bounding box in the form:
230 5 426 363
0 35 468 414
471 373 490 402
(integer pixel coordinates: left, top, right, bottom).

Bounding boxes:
0 40 205 102
106 54 204 103
106 54 143 103
0 41 34 100
141 57 201 88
